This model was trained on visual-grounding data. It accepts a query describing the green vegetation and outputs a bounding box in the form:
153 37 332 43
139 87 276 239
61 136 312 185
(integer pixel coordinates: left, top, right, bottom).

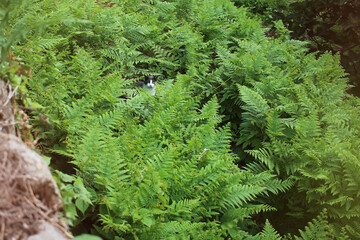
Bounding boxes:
1 0 359 239
285 0 360 96
236 0 360 95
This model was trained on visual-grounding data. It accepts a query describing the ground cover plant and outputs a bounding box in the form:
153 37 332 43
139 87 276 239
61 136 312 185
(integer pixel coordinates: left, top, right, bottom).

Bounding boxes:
235 0 360 96
1 0 360 239
284 0 360 96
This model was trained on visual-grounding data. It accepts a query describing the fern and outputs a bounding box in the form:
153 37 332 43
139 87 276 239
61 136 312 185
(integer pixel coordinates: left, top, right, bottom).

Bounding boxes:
255 220 282 240
238 85 270 122
8 0 360 238
294 211 332 240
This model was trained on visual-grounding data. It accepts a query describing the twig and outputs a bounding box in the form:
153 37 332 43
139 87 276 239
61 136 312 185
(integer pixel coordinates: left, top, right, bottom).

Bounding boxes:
198 148 209 160
18 106 37 111
26 183 51 214
2 85 18 107
213 76 233 93
0 219 4 240
0 121 17 127
24 197 72 239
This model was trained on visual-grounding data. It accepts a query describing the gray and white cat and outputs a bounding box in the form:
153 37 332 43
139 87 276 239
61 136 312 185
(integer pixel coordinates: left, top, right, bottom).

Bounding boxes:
139 76 158 96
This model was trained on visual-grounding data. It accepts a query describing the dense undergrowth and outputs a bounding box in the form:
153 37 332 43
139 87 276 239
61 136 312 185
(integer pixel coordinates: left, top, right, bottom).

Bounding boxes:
1 0 360 239
234 0 360 96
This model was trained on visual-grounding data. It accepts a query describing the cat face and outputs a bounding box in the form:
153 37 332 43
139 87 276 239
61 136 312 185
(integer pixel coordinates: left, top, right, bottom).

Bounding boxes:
143 76 158 96
144 76 157 88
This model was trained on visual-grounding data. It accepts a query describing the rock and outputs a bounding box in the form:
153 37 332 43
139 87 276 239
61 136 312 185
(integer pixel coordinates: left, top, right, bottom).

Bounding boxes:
27 221 67 240
0 130 71 239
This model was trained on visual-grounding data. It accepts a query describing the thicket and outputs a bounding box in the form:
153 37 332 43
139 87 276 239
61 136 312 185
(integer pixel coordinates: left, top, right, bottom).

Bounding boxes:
1 0 360 239
235 0 360 96
230 0 289 23
286 0 360 96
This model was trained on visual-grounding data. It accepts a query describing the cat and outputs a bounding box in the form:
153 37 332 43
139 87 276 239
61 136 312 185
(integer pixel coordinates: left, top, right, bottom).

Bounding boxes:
137 76 158 96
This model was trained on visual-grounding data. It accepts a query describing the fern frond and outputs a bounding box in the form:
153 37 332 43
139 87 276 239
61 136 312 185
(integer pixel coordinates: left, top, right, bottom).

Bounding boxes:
238 84 270 122
295 210 331 240
220 185 265 209
254 220 282 240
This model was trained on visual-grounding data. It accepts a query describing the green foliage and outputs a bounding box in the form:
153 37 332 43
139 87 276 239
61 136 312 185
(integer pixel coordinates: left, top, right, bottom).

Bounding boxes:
55 73 293 239
0 0 28 62
284 0 360 95
234 0 360 95
0 0 74 63
294 211 332 240
234 50 360 235
230 0 289 23
6 1 291 237
73 234 102 240
5 0 360 239
34 67 292 238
